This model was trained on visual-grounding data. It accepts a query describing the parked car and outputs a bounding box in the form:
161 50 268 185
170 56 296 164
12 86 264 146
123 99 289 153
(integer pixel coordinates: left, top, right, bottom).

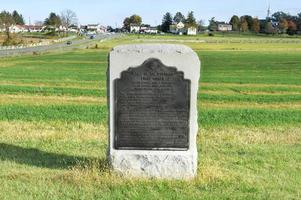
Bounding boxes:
66 41 72 45
90 35 96 39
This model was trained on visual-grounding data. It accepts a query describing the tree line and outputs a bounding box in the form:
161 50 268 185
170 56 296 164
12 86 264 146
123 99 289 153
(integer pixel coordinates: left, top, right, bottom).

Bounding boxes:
209 11 301 35
122 11 301 35
0 9 78 44
122 11 198 33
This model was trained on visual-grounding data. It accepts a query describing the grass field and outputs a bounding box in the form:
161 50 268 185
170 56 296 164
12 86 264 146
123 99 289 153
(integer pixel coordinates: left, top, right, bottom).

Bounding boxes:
0 34 300 199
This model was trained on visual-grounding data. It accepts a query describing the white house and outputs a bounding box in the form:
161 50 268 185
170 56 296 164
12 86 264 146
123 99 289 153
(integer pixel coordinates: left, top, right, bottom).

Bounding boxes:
139 25 158 34
68 24 79 33
26 25 44 32
169 22 185 34
86 24 107 34
170 22 197 35
217 23 232 32
9 25 26 33
144 27 158 34
187 26 197 35
130 24 140 33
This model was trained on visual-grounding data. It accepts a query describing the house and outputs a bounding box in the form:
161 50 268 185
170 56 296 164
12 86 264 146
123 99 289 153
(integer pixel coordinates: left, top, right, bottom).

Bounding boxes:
68 24 79 33
170 22 197 35
217 22 232 32
144 27 158 34
9 25 27 33
187 26 197 35
130 24 140 33
8 25 44 33
169 22 185 34
139 25 158 34
86 24 107 34
26 25 44 32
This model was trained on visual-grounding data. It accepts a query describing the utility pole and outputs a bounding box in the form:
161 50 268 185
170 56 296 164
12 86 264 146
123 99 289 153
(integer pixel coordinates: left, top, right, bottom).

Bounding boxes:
266 2 271 20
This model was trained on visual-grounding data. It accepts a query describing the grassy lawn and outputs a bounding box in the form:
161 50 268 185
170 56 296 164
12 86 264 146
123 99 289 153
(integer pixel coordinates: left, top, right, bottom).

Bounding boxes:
0 34 300 199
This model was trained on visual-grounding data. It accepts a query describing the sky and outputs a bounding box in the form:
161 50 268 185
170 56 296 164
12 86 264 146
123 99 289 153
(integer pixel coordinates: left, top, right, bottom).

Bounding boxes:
1 0 300 26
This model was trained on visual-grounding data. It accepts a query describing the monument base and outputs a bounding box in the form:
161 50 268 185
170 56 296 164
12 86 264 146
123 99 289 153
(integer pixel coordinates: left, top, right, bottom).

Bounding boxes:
109 148 197 179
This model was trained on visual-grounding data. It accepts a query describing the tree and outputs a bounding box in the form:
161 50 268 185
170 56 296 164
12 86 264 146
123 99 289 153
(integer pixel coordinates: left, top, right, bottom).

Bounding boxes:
252 18 260 33
240 16 248 32
265 21 276 34
122 15 142 31
278 18 288 34
161 12 173 32
0 11 15 44
173 12 185 23
229 15 240 31
208 17 217 31
129 14 142 25
287 20 297 35
12 10 24 25
198 20 206 32
44 12 62 27
186 11 197 27
297 13 301 32
242 15 253 30
61 9 78 29
123 17 131 31
272 11 290 21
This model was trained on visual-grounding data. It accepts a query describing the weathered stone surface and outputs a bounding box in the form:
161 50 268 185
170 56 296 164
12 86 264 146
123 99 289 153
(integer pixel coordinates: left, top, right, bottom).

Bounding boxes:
111 152 197 179
107 44 200 179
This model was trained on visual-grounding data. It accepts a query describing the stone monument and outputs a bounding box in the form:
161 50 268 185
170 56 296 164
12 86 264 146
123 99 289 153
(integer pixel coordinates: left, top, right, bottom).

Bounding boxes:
107 44 200 179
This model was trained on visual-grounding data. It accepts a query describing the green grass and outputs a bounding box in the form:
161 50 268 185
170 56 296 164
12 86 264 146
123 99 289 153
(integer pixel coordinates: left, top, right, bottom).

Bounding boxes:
0 34 300 199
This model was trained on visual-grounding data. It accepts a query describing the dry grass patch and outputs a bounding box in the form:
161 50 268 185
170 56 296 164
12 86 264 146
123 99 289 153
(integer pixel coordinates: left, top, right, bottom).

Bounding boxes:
201 82 301 89
200 126 301 145
0 81 101 89
202 90 301 95
199 101 301 109
0 94 106 105
0 121 107 142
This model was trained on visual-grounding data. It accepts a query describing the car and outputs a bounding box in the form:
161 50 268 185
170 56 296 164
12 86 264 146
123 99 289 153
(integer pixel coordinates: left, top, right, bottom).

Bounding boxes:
89 35 96 39
66 41 72 45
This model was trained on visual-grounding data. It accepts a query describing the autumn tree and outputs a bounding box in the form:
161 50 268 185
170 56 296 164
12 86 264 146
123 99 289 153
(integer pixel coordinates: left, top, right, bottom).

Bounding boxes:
122 14 142 31
173 12 185 23
278 18 288 34
252 18 260 33
287 20 297 35
242 15 253 30
265 21 276 34
229 15 240 31
240 16 248 32
129 15 142 25
161 12 173 32
12 10 24 25
0 11 15 45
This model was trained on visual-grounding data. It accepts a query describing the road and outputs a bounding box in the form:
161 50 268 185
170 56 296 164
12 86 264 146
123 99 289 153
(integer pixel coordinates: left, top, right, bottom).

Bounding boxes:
0 33 122 57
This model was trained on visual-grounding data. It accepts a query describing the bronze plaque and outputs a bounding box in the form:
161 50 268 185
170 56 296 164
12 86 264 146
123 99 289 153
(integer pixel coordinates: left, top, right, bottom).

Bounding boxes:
114 58 190 150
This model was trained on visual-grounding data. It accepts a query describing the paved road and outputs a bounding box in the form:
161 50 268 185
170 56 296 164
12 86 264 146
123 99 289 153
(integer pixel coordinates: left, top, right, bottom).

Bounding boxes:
0 33 122 58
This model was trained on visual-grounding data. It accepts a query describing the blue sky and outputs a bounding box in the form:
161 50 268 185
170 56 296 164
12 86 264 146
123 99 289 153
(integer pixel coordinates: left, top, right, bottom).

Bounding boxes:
1 0 300 26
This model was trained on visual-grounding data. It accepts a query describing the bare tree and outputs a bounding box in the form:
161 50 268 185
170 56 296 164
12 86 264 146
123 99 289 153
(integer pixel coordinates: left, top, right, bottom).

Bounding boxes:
61 9 78 29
